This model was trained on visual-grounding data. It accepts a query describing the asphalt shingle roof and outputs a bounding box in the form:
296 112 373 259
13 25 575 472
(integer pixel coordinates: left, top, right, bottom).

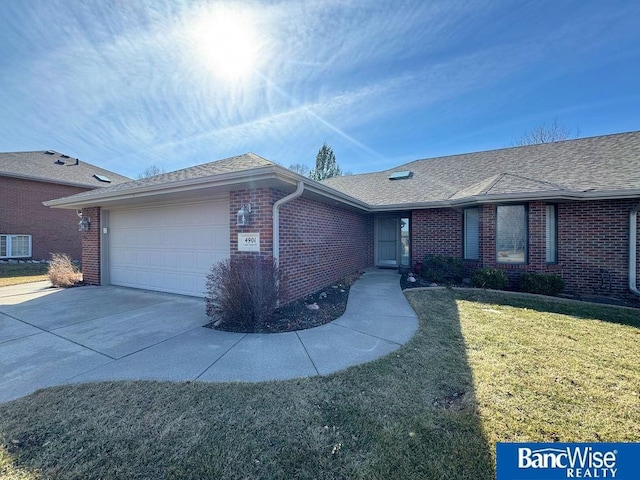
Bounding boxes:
323 131 640 205
48 152 275 203
0 150 130 188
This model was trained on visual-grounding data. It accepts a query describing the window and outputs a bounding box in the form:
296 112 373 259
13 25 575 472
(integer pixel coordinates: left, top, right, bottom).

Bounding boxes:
0 235 32 258
400 217 410 266
496 205 527 263
546 204 558 263
464 208 479 260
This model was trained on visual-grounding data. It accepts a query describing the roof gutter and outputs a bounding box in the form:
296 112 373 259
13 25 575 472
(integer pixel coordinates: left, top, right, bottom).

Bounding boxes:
273 181 305 263
630 206 640 296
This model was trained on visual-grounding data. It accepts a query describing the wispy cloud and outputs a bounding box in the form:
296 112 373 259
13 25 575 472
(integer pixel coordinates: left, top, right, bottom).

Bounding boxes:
0 0 639 177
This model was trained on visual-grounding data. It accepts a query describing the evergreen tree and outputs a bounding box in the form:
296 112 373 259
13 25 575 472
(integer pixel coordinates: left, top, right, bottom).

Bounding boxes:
309 142 342 181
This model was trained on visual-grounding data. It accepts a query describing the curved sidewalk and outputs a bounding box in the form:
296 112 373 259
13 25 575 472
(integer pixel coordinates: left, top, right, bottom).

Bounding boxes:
0 269 418 403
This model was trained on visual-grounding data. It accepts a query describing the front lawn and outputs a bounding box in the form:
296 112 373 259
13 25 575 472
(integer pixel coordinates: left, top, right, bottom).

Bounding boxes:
0 263 48 287
1 289 638 479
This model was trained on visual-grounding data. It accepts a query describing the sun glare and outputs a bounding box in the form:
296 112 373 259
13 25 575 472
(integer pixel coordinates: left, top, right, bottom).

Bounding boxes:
191 7 262 81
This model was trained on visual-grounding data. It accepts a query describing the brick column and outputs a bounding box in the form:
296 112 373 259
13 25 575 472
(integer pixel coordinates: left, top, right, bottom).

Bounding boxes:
81 207 101 285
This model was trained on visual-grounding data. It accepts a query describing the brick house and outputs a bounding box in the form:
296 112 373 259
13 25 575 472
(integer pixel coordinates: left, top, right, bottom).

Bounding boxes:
0 151 129 261
45 131 640 303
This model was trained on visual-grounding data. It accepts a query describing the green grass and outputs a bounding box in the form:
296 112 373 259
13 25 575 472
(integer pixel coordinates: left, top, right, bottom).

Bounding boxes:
0 264 48 287
1 289 638 479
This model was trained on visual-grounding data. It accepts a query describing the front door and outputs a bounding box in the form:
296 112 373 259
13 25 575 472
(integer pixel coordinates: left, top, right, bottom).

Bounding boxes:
375 216 410 267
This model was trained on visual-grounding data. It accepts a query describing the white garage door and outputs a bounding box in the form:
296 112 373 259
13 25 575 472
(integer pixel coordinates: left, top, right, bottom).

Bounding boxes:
108 200 230 297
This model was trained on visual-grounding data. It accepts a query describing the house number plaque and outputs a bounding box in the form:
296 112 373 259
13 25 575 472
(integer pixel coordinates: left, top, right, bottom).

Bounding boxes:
238 233 260 252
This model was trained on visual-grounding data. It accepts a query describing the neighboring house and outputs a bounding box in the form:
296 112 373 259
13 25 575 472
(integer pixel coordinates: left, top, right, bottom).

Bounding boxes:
0 151 130 261
45 132 640 304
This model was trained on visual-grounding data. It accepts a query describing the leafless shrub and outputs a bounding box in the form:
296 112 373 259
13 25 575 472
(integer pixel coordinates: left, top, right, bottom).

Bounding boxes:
341 271 362 287
205 257 280 330
48 253 82 287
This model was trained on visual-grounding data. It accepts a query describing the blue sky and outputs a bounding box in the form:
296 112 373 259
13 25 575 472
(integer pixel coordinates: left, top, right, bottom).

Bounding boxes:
1 0 639 178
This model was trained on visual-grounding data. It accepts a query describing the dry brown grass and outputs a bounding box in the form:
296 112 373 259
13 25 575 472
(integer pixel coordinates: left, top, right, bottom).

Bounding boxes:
47 253 81 288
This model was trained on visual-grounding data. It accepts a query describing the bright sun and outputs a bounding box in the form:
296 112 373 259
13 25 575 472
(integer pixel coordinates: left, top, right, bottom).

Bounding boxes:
191 7 261 81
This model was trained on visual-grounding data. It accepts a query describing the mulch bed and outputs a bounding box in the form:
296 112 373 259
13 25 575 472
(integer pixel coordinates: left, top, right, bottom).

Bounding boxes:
209 281 352 334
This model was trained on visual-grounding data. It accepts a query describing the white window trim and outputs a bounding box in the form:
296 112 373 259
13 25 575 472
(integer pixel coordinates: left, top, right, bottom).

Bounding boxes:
0 234 32 258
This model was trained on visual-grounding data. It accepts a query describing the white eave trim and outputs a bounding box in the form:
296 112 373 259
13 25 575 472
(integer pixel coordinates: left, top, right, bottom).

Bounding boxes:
44 162 640 213
44 165 372 212
1 171 106 190
369 189 640 211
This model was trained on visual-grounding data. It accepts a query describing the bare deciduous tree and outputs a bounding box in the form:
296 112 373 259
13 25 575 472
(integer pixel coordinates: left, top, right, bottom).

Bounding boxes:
137 164 165 179
288 163 310 176
512 118 580 146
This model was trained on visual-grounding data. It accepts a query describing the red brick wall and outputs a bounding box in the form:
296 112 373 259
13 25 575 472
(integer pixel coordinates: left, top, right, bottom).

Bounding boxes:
229 187 373 303
411 208 463 263
556 199 639 298
412 200 640 300
80 207 101 285
278 192 373 303
0 176 89 260
229 188 276 260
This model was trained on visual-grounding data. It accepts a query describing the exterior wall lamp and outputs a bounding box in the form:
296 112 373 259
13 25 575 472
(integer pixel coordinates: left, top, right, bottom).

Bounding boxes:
77 210 91 232
236 203 252 226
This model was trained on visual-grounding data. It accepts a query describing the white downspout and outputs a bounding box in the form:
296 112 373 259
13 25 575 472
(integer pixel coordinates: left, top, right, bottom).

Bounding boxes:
273 181 305 263
630 207 640 296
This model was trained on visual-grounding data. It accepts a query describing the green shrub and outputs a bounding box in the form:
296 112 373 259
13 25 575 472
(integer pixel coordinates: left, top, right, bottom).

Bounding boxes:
48 253 82 287
205 256 280 331
519 272 565 296
471 268 508 290
422 255 464 283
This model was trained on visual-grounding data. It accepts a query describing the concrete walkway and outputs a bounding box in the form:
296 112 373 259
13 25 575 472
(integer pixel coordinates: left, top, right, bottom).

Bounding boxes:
0 269 418 403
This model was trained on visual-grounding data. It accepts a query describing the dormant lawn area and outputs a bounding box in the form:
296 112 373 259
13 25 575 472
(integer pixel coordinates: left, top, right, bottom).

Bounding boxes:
0 264 48 287
1 289 638 479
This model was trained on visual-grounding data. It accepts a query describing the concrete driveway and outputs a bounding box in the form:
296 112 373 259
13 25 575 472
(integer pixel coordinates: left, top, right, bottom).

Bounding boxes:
0 269 418 403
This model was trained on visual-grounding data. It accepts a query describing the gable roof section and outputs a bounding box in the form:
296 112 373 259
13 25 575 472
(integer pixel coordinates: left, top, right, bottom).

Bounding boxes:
449 173 568 199
45 152 369 212
0 150 131 188
323 131 640 207
45 131 640 212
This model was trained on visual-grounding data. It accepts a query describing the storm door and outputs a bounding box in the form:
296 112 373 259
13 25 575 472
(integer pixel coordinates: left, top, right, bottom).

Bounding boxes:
375 216 410 267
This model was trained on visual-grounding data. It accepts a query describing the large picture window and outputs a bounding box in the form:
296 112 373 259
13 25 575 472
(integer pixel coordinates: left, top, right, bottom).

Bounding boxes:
496 205 527 264
464 208 479 260
0 234 32 258
546 205 558 263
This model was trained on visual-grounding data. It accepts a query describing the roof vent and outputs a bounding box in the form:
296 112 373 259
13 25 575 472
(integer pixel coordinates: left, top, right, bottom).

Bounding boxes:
55 159 65 165
93 174 111 183
389 170 413 180
45 150 55 155
61 154 70 159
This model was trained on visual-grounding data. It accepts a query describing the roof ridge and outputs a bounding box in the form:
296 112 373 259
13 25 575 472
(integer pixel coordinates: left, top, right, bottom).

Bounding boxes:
491 172 569 191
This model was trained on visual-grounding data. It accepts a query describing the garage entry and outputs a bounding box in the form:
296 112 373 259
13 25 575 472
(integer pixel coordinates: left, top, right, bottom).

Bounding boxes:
106 199 230 297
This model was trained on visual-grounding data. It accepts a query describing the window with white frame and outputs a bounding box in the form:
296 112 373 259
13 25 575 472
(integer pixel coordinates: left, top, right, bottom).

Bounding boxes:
0 235 32 258
463 208 479 260
545 204 558 263
496 205 527 263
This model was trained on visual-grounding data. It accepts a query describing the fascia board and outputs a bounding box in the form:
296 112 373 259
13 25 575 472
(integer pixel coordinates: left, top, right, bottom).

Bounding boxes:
1 172 103 189
44 168 283 208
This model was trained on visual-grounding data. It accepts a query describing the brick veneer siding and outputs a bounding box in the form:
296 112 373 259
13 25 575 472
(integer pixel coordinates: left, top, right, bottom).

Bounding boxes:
556 199 640 298
412 199 640 301
0 176 89 260
230 187 276 260
411 208 463 263
80 207 101 285
230 187 373 304
278 193 373 303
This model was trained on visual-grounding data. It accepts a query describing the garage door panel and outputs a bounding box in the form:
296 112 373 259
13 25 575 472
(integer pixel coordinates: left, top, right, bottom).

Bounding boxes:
108 200 230 297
